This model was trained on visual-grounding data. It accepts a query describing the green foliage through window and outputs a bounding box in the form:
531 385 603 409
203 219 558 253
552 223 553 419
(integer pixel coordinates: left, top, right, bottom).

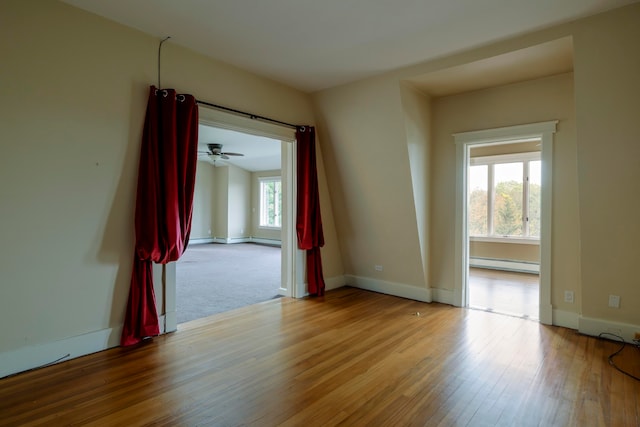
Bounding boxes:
259 178 282 228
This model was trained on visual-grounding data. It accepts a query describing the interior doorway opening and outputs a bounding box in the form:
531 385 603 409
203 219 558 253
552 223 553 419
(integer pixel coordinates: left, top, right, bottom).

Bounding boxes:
466 141 541 319
161 107 303 333
453 121 557 325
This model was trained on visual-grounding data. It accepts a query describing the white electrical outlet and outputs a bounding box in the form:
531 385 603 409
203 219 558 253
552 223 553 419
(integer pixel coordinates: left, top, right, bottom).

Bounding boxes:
608 294 620 308
564 291 574 303
374 265 383 272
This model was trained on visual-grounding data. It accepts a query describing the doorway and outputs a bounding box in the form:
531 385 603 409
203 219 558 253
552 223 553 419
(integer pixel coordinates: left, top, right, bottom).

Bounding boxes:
466 141 541 319
177 122 284 324
453 121 557 324
161 106 304 333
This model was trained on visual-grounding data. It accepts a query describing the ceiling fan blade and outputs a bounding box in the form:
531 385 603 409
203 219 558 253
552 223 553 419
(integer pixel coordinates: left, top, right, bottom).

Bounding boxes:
221 152 244 157
220 154 230 160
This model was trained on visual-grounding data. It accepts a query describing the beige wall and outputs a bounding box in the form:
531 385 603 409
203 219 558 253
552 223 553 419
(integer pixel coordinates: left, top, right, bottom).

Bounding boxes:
227 166 251 239
470 242 540 263
571 7 640 323
0 0 342 359
190 161 216 239
314 3 640 327
192 165 282 242
314 76 426 288
399 83 432 288
214 167 230 239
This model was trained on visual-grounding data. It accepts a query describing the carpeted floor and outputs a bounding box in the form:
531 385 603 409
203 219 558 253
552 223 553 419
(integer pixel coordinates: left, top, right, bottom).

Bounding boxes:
176 243 281 324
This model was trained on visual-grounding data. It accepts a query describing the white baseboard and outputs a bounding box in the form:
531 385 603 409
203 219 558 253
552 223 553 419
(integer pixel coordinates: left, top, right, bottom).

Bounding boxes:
552 309 579 330
470 257 539 274
345 275 431 302
0 327 122 379
578 316 640 342
250 238 281 247
431 288 455 305
188 238 216 245
289 275 346 298
213 237 250 244
0 313 183 379
325 275 346 291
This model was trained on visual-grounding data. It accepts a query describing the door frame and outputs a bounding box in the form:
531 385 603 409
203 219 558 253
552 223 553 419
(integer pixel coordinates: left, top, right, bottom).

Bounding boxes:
160 106 304 334
453 121 557 324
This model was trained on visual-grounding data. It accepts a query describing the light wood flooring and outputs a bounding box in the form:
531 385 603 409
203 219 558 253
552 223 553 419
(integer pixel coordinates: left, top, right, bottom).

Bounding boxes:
468 268 539 319
1 287 638 426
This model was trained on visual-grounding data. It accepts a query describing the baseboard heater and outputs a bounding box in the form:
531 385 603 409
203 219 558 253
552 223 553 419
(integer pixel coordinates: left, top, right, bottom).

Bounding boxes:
469 257 539 274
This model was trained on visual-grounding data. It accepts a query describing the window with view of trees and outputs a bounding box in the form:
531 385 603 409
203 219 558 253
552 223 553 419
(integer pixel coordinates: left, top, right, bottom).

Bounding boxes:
259 177 282 228
468 153 541 239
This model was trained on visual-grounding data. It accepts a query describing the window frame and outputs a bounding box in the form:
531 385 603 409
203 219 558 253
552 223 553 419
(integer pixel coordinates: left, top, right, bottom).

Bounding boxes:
258 176 282 230
469 151 541 243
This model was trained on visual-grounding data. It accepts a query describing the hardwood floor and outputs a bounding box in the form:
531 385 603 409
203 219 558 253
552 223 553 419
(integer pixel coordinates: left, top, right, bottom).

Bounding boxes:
1 287 638 426
468 268 539 319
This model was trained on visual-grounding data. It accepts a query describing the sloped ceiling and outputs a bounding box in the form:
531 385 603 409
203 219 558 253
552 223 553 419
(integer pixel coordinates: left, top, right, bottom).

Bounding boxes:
61 0 638 92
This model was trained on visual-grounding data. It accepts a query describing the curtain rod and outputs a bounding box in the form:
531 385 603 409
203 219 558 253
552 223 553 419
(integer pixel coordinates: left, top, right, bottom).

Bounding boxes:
196 100 300 130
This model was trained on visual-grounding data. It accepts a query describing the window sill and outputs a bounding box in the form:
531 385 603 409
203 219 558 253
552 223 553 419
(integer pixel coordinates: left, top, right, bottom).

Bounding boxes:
259 226 282 231
470 236 540 245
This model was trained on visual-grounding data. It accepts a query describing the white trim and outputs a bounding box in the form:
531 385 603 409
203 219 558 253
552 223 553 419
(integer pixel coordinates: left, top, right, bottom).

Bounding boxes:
0 327 121 379
345 275 431 302
431 288 455 305
553 309 579 330
469 257 539 274
188 238 216 245
250 238 281 247
198 106 296 143
212 237 250 244
453 122 556 144
470 236 539 245
471 151 541 165
454 121 557 324
578 316 640 342
325 275 347 291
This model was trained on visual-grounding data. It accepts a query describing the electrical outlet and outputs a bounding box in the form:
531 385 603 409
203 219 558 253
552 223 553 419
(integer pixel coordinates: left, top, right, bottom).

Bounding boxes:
564 291 574 303
374 265 383 272
608 295 620 308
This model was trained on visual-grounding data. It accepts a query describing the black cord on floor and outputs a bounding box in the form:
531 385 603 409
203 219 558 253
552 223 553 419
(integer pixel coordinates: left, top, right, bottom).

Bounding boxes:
598 332 640 382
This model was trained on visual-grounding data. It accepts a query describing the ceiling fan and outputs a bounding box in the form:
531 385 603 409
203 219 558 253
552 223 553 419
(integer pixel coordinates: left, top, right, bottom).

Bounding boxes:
198 143 244 161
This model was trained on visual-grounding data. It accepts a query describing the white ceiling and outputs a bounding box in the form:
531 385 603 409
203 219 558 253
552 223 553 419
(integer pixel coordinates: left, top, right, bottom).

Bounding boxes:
198 125 281 172
61 0 638 93
60 0 637 171
409 36 575 96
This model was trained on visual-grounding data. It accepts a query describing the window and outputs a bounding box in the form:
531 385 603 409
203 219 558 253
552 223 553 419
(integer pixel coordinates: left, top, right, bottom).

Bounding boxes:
468 152 541 239
259 177 282 228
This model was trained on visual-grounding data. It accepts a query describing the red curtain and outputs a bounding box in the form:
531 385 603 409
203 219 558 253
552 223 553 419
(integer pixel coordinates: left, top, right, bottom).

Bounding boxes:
296 127 326 296
121 86 199 346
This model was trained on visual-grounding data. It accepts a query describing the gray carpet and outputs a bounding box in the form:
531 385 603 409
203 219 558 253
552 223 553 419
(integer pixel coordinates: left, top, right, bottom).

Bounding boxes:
176 243 281 324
